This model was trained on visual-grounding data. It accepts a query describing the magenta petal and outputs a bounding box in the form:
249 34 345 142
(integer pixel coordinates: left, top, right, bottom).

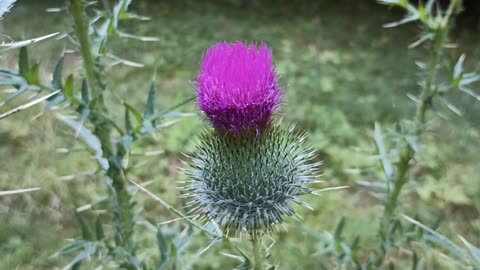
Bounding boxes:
196 41 282 135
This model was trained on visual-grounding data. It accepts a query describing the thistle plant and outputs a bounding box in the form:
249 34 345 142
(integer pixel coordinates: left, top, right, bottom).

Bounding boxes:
1 0 194 268
2 1 477 269
181 41 333 269
314 0 480 268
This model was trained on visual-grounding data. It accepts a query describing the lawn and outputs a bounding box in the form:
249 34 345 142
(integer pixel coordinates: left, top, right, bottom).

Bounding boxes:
1 0 479 269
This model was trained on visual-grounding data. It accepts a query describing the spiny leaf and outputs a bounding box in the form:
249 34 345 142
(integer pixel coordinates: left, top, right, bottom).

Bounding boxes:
61 244 97 270
74 211 93 241
335 217 346 240
52 56 64 90
383 14 419 28
27 63 39 85
58 240 88 255
402 215 470 262
153 95 195 120
377 0 407 7
458 236 480 263
125 106 133 134
0 32 59 53
373 122 393 180
0 70 40 106
144 81 156 120
453 54 466 80
0 90 59 120
19 46 29 77
156 228 170 270
63 74 75 103
57 114 108 170
80 78 90 104
0 0 16 19
0 187 40 196
123 102 142 123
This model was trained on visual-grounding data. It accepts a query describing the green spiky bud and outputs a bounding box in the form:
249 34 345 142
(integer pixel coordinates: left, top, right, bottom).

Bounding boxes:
182 126 320 233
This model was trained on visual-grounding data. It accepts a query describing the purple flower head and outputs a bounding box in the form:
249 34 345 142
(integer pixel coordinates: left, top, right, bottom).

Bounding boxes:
196 41 282 135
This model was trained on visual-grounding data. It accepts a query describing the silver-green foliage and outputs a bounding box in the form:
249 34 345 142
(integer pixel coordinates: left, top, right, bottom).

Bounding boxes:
0 0 15 19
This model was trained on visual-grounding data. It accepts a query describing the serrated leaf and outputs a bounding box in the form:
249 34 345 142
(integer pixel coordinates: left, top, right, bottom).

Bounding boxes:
453 54 466 79
402 215 470 262
74 211 93 241
57 115 109 170
141 120 155 134
80 78 90 104
123 102 142 123
458 236 480 263
418 4 427 22
27 63 39 85
125 255 142 270
0 0 16 19
460 73 480 86
144 81 156 120
64 74 74 102
152 95 195 120
19 46 29 77
383 15 419 28
459 86 480 101
409 33 433 49
0 70 39 106
52 57 64 90
113 0 131 26
335 217 346 240
157 228 170 269
112 247 142 270
425 0 435 14
0 90 59 120
351 236 359 250
61 244 97 270
125 106 133 134
219 252 246 262
119 135 133 152
374 122 393 180
58 240 88 256
377 0 402 6
170 241 177 259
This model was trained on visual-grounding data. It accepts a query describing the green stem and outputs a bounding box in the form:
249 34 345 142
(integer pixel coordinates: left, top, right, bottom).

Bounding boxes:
383 5 452 224
377 0 462 266
69 0 133 251
251 231 264 270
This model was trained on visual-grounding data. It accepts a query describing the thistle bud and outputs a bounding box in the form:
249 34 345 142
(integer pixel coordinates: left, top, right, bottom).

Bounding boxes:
184 127 319 232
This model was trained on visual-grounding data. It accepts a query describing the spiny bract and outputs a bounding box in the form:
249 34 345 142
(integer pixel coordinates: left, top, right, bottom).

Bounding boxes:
183 126 320 233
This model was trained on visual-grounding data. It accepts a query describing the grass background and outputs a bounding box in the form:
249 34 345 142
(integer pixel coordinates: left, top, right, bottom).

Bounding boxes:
1 0 479 269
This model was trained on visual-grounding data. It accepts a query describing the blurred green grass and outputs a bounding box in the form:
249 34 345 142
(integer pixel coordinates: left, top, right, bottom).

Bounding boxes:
1 0 479 269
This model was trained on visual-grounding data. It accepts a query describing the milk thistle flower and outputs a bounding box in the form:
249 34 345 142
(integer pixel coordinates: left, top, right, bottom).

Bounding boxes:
196 41 281 135
184 41 319 233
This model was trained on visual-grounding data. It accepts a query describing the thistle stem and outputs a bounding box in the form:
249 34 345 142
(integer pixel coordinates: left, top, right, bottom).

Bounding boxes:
377 0 462 265
251 231 264 270
383 0 458 225
69 0 134 252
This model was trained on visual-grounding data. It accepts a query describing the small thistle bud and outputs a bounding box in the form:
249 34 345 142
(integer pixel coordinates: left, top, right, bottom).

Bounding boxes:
196 41 282 135
183 126 319 232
